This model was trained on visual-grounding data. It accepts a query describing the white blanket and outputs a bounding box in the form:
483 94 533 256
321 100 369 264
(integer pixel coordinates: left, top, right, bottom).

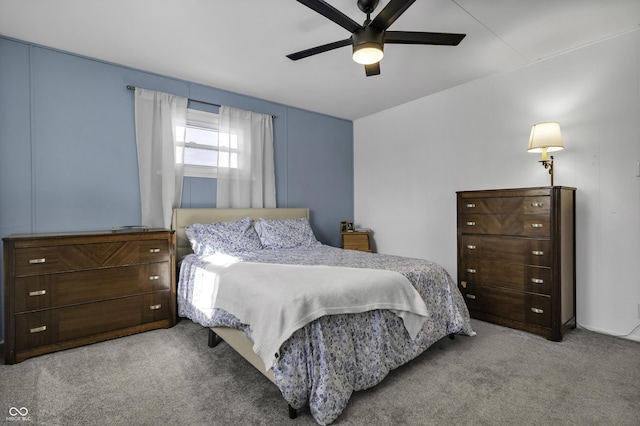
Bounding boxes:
196 255 429 370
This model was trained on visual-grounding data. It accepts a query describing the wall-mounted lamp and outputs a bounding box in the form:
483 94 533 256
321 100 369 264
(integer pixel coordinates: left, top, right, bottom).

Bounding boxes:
527 122 564 186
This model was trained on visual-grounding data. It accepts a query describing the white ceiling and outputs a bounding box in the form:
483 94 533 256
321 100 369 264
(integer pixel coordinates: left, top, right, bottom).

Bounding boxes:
1 0 639 120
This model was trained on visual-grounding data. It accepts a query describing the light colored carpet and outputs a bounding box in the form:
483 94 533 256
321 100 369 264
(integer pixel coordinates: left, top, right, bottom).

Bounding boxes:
1 318 638 425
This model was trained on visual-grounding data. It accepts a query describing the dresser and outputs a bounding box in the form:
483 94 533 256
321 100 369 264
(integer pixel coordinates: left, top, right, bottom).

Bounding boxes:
456 187 576 341
341 231 372 252
3 229 176 364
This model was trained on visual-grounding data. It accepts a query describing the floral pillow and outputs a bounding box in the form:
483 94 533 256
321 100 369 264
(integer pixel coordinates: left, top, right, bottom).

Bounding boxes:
185 217 262 255
254 217 321 249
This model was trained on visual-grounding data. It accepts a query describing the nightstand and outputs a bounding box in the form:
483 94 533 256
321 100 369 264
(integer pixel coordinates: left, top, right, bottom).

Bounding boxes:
341 231 371 252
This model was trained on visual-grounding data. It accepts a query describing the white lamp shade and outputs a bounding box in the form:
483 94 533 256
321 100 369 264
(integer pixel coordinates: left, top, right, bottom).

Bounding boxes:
352 43 384 65
528 122 564 153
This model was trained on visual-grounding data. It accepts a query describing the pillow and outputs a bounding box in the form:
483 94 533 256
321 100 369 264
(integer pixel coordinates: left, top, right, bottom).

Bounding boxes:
185 217 262 255
254 217 320 249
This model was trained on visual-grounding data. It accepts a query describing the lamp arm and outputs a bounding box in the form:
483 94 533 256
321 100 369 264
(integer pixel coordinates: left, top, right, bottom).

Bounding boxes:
539 155 555 186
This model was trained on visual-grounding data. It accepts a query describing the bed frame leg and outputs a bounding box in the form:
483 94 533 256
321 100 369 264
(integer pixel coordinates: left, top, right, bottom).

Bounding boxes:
208 329 222 348
448 333 455 340
207 329 296 420
288 404 297 419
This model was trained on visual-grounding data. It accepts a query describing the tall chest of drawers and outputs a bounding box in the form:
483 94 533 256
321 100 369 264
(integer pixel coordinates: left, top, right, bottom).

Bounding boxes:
3 229 176 364
456 187 576 341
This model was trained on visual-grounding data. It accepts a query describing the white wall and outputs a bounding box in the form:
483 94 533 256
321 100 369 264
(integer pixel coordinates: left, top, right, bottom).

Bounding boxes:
354 29 640 341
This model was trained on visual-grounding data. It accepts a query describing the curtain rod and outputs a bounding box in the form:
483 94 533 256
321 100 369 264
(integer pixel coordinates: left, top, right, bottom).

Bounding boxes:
126 85 276 118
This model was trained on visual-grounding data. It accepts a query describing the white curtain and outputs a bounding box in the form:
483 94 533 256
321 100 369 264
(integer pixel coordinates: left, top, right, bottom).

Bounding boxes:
134 88 188 228
216 106 276 208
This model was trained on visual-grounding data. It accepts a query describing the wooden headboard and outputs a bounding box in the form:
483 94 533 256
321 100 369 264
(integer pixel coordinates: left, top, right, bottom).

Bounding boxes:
171 208 310 259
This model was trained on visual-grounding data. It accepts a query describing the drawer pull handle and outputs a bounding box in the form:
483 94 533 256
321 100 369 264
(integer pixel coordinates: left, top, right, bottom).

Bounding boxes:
149 248 161 253
30 325 47 333
466 245 476 250
531 223 544 228
531 278 544 284
149 275 160 280
466 203 476 208
28 258 46 264
149 304 162 310
466 268 477 274
466 221 476 226
466 294 476 300
531 202 544 207
531 308 544 314
532 250 544 256
29 290 47 296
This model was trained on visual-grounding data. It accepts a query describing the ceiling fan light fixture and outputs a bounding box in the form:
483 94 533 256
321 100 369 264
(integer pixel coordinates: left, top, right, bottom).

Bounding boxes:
352 42 384 64
287 0 466 76
352 25 384 65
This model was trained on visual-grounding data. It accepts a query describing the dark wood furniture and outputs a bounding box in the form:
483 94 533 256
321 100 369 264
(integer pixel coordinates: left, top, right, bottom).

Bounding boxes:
3 229 176 364
456 187 576 341
341 231 371 252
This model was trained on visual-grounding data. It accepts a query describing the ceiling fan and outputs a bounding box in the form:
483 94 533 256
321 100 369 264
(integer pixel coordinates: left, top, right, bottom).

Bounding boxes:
286 0 466 76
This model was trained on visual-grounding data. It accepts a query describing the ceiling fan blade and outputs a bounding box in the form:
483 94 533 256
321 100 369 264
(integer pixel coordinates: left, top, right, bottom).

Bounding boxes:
370 0 416 31
385 31 466 46
365 62 380 77
287 39 352 61
297 0 361 33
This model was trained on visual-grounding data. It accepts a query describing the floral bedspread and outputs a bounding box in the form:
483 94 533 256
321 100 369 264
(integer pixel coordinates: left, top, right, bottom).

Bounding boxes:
178 245 473 425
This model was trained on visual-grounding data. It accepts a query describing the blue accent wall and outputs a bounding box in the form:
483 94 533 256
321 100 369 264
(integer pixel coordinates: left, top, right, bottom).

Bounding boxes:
0 37 354 342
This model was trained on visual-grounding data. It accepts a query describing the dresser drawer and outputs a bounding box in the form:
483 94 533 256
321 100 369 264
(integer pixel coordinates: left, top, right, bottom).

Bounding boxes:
460 259 551 295
14 239 170 276
137 240 172 263
460 213 550 237
460 196 551 215
15 295 143 351
144 290 171 323
460 282 551 328
14 291 170 351
461 235 551 266
342 232 371 251
14 263 170 312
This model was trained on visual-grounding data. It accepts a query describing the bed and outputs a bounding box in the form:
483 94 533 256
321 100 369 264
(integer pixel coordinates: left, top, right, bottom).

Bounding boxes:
173 208 474 425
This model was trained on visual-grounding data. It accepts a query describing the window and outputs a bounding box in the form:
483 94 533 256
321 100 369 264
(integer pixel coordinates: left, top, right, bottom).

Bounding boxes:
176 109 238 178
